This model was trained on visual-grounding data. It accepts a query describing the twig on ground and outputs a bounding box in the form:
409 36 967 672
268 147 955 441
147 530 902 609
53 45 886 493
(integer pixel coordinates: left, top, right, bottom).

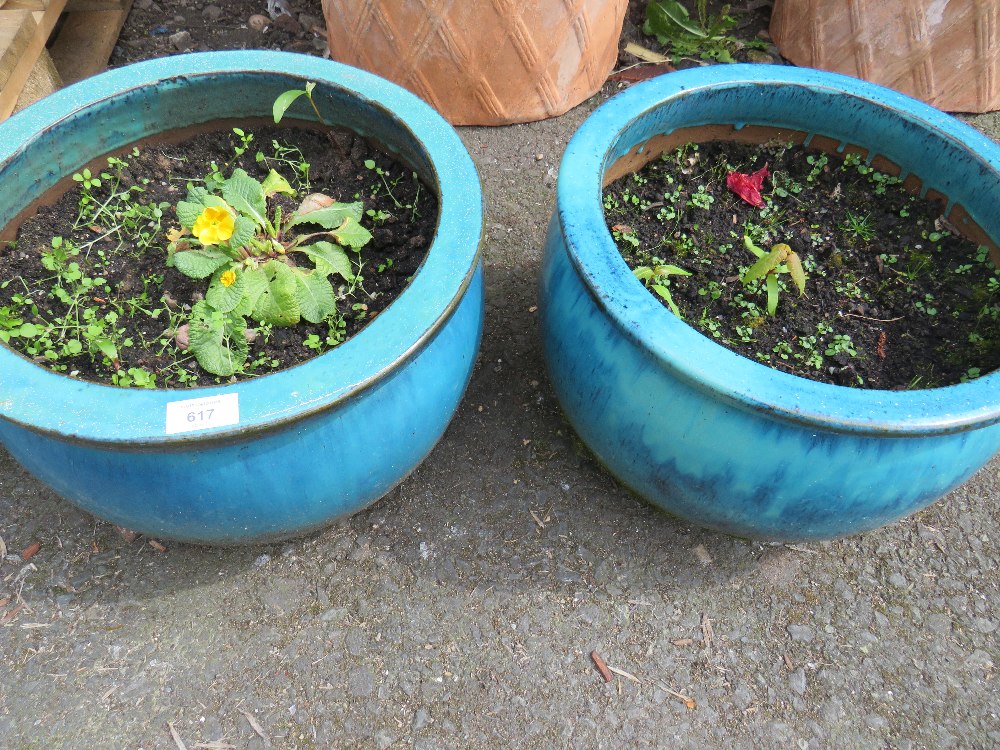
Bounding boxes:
608 665 642 684
168 722 188 750
239 709 271 746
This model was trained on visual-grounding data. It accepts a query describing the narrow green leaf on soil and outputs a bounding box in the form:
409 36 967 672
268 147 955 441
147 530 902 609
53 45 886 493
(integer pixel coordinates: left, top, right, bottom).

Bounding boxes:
766 273 780 316
272 89 307 124
785 251 806 295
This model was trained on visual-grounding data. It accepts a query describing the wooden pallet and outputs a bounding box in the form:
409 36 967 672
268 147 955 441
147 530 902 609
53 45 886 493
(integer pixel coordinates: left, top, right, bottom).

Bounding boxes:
0 0 133 121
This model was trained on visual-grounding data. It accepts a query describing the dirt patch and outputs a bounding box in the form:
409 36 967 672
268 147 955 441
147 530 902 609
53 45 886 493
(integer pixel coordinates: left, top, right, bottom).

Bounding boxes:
1 123 437 387
604 139 1000 389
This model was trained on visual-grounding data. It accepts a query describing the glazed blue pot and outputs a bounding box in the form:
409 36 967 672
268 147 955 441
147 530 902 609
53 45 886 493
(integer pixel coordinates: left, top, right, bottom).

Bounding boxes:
541 64 1000 541
0 52 483 544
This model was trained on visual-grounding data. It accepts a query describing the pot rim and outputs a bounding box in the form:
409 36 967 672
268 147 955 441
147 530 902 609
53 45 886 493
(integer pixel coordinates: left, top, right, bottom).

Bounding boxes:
557 63 1000 436
0 51 482 445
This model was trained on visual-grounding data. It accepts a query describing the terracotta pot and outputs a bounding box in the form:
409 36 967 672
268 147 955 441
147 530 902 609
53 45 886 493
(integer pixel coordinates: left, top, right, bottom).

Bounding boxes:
321 0 628 125
770 0 1000 113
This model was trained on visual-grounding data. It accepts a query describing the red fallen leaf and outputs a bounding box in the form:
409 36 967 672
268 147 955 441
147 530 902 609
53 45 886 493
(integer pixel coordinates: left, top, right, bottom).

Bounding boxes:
726 165 770 207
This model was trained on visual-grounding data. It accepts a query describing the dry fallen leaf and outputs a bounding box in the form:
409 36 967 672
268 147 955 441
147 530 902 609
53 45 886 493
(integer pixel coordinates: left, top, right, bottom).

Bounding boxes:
296 192 335 216
115 527 138 543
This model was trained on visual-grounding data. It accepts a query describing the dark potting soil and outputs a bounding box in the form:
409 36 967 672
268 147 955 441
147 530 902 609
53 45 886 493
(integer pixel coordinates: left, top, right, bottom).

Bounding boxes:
0 125 437 387
604 140 1000 390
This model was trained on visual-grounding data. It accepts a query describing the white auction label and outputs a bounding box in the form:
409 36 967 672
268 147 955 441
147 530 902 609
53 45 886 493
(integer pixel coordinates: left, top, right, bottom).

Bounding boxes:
165 392 240 435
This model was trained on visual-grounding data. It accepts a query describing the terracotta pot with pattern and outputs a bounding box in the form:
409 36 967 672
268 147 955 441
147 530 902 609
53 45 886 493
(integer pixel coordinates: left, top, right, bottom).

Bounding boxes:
770 0 1000 113
322 0 628 125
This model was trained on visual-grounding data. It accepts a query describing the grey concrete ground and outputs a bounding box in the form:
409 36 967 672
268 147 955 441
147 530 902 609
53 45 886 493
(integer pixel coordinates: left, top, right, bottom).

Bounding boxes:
1 69 998 750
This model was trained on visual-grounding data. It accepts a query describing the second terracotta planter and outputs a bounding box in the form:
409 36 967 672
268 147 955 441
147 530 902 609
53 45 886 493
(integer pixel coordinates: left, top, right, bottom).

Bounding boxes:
321 0 628 125
770 0 1000 113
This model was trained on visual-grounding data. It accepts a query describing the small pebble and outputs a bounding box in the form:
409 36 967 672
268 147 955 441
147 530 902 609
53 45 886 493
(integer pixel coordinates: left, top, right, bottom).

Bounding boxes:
169 30 192 51
248 14 270 32
274 14 302 34
789 667 807 696
786 624 814 642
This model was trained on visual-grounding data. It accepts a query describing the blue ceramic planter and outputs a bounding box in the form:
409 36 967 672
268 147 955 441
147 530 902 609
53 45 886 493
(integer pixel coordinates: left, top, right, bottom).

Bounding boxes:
541 65 1000 541
0 52 483 544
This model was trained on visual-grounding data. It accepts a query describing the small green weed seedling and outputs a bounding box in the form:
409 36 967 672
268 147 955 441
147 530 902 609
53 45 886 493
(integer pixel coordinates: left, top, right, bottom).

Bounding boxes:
839 211 876 243
634 263 692 317
740 236 806 316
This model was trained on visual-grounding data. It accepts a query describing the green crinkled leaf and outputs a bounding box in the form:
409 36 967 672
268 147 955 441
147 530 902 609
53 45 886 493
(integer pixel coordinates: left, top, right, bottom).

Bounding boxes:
188 301 248 377
298 241 354 281
290 268 337 324
332 217 373 250
253 260 300 326
287 201 363 231
205 267 245 313
176 200 203 229
232 266 269 318
229 215 257 250
261 169 296 197
222 169 267 225
172 247 232 279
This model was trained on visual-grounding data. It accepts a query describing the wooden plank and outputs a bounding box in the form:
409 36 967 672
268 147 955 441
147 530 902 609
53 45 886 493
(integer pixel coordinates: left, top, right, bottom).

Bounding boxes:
65 0 131 11
0 10 44 120
0 13 36 92
0 1 69 120
0 1 51 9
48 2 132 85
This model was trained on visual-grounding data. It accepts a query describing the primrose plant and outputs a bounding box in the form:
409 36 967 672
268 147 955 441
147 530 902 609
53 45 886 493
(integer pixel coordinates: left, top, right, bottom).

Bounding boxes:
166 82 373 377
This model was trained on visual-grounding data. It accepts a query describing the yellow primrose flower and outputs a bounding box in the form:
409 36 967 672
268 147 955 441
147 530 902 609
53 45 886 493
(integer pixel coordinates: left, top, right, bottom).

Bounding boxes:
192 205 235 245
220 269 237 288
